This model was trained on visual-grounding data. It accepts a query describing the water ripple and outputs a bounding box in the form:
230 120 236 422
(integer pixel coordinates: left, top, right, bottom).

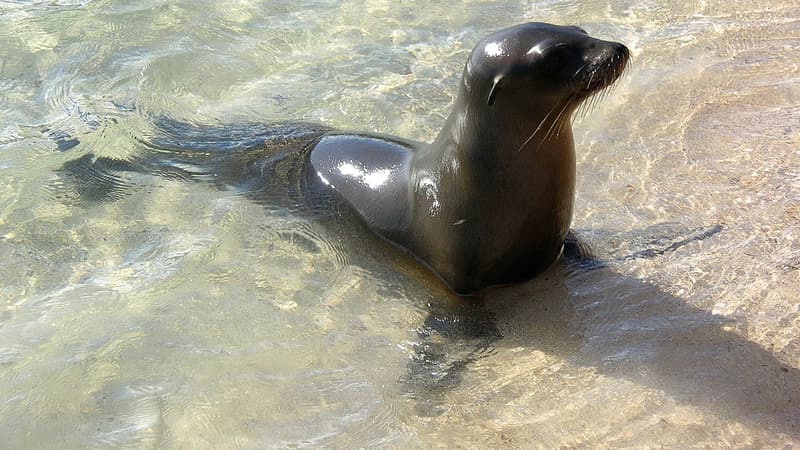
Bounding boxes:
90 382 167 448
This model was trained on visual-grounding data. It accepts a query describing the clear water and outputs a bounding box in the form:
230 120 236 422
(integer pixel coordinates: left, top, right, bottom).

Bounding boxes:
1 0 799 447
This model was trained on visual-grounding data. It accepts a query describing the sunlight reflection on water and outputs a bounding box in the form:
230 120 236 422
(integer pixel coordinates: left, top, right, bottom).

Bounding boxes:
0 0 798 447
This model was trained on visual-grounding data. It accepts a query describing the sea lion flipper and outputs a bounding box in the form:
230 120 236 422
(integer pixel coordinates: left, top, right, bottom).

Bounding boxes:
618 223 724 261
568 223 724 264
309 134 414 237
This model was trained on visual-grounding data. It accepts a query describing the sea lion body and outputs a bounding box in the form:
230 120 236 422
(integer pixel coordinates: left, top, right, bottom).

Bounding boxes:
56 23 629 295
309 129 574 293
308 23 629 293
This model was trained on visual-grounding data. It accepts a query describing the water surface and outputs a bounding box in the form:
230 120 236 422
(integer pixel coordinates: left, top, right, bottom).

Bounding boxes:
1 0 799 447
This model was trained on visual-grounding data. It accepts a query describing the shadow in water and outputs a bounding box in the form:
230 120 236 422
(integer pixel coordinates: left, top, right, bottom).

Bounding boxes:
404 257 800 437
401 298 502 417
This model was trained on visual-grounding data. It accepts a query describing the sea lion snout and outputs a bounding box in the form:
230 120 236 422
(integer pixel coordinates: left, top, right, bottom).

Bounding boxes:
572 39 630 95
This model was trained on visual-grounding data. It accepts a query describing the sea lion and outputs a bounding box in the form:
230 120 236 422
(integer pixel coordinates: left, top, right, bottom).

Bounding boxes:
54 22 629 295
309 23 629 293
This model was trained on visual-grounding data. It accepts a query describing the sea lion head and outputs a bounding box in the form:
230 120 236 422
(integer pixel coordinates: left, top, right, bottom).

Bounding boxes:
463 22 630 110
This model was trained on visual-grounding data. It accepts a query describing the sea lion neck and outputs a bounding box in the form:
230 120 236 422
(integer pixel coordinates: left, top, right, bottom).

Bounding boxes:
405 84 578 294
426 87 576 174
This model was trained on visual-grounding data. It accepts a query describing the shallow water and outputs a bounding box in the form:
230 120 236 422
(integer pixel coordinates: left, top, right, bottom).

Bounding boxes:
1 0 799 447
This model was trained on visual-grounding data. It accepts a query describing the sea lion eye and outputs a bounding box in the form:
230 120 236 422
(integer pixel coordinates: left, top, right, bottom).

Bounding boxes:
543 43 576 67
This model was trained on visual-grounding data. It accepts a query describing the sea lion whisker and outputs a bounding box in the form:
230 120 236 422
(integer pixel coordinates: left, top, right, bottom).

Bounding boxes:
516 103 561 153
575 59 625 121
540 98 574 145
572 62 591 78
570 62 592 93
585 69 597 90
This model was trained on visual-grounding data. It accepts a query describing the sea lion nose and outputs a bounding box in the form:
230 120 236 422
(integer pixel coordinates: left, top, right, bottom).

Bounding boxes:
588 40 628 62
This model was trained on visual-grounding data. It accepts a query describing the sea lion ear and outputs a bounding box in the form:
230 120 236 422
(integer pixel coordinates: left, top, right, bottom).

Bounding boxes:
487 75 503 106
